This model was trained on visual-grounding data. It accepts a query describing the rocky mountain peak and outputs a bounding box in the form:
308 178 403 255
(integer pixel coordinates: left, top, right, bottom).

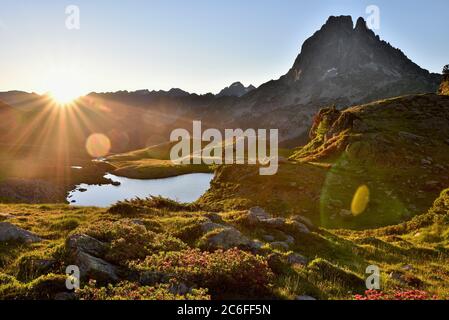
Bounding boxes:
217 82 256 97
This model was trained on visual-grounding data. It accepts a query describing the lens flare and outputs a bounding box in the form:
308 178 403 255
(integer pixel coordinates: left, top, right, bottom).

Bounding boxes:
351 185 370 216
85 133 111 158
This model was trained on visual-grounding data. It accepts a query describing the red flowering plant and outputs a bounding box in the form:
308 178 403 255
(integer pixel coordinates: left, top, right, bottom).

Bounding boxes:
354 289 439 300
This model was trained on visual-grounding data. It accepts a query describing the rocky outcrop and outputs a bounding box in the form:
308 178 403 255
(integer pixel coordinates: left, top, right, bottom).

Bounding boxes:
66 234 119 283
200 226 254 250
0 222 41 243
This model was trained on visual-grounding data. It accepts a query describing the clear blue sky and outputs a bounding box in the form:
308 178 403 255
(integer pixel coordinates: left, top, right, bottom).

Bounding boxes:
0 0 447 95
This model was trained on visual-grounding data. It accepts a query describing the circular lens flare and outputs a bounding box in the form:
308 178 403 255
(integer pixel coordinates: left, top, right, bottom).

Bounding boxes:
86 133 111 158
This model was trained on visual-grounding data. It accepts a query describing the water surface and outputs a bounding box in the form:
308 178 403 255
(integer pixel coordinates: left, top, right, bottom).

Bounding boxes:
68 173 213 207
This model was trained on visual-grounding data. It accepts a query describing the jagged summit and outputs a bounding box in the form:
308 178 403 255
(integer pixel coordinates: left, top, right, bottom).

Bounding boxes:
217 82 255 97
284 15 437 87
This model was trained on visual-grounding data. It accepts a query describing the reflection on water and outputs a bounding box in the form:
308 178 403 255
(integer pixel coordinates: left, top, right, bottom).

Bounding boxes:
68 173 214 207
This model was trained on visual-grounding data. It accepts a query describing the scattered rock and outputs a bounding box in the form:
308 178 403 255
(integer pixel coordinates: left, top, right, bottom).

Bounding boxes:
286 253 308 266
0 222 41 243
246 207 271 225
285 235 295 245
66 234 108 258
291 215 315 230
266 253 285 274
75 251 119 283
287 221 310 234
66 234 118 283
200 220 224 233
201 227 252 250
111 181 121 187
261 218 285 228
169 282 190 295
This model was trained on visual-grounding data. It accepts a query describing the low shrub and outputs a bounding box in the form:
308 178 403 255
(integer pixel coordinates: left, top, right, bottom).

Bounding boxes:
131 248 274 298
77 280 210 300
354 289 439 300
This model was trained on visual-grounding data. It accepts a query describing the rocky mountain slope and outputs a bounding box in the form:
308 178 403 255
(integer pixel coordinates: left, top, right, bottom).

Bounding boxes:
199 93 449 229
217 82 256 97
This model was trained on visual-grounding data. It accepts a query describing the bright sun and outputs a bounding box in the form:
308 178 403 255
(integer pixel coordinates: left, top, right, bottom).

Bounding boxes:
45 68 85 105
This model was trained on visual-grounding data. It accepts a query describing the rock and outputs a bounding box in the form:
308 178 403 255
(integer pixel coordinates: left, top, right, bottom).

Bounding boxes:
261 218 286 228
262 234 275 242
66 233 118 283
246 207 271 225
111 181 121 186
201 227 252 250
295 295 317 301
287 221 310 234
0 222 41 243
291 215 315 230
66 234 108 258
286 253 308 266
200 220 224 233
267 253 285 274
285 235 295 245
402 264 414 271
169 282 190 295
249 239 264 251
270 241 290 251
75 251 119 283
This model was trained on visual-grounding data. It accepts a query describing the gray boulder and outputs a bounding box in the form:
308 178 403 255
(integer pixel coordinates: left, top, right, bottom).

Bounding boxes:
201 227 252 250
66 234 108 258
286 253 308 266
66 233 118 283
75 251 119 283
0 222 41 243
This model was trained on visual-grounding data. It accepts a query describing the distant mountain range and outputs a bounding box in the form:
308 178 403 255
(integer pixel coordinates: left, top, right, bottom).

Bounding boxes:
0 15 442 159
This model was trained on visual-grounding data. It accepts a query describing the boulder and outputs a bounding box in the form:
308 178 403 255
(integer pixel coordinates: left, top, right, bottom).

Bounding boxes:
75 251 119 283
66 234 108 258
66 233 118 283
0 222 41 243
291 215 316 230
287 221 310 234
201 227 252 250
261 218 286 228
286 253 308 266
200 220 224 233
246 207 271 225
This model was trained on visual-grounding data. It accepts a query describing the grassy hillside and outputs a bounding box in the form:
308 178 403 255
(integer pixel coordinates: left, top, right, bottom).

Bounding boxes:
199 94 449 229
0 188 448 300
